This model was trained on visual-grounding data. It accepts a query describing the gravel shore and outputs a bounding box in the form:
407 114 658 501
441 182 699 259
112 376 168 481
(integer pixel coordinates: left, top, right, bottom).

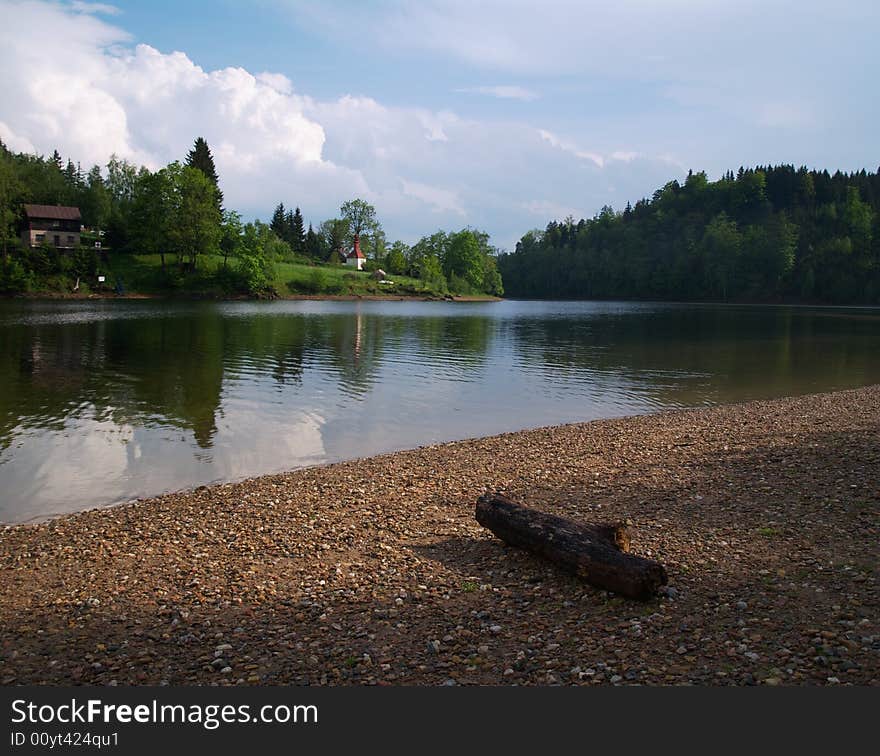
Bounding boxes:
1 386 878 686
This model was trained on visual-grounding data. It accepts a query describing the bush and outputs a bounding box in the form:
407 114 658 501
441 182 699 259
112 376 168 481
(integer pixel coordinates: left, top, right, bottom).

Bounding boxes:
385 249 407 275
72 247 99 278
30 243 62 275
323 278 344 295
214 264 246 295
237 252 275 296
264 235 292 262
291 268 328 294
0 259 32 293
394 283 424 297
43 274 71 292
163 268 186 290
448 274 475 295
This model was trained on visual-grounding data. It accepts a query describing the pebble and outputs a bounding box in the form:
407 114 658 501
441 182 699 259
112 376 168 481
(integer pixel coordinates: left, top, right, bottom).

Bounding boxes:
1 386 877 689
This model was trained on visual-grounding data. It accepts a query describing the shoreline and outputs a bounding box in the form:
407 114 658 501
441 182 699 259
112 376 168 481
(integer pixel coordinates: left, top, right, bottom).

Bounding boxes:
6 292 879 308
1 386 877 685
2 292 502 303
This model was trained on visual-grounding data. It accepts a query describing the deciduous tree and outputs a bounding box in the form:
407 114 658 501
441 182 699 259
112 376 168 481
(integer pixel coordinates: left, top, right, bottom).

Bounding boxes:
340 199 376 240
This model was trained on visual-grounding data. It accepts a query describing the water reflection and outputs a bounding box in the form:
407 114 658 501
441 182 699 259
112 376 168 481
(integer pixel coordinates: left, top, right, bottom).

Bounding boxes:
0 299 878 521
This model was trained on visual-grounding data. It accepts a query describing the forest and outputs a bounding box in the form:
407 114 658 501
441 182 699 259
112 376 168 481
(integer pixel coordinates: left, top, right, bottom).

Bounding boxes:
3 136 879 304
0 138 503 298
498 165 880 304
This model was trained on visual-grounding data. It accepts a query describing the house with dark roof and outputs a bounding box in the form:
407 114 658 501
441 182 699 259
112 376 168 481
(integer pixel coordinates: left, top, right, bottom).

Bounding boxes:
21 204 82 250
345 234 366 271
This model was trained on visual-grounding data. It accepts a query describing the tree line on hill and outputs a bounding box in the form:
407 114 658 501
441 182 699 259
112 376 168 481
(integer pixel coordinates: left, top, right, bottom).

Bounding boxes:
5 135 877 304
0 136 235 293
499 165 880 304
0 137 503 297
267 197 503 296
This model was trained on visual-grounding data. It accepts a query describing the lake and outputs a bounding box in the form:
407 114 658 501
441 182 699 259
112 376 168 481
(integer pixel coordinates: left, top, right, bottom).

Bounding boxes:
1 298 878 522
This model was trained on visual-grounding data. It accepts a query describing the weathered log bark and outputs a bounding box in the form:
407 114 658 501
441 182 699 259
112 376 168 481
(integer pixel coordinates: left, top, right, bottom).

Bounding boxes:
475 494 667 600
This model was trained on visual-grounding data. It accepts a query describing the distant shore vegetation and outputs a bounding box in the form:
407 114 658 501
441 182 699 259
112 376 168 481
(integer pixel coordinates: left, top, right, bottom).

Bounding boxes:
499 165 880 305
0 138 503 299
3 137 878 305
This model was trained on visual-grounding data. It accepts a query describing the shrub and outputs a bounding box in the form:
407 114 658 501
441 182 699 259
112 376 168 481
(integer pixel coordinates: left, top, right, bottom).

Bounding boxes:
237 252 275 296
215 264 246 295
323 278 344 295
299 268 326 293
264 235 292 262
163 268 186 290
72 247 99 278
385 249 407 275
449 273 476 295
30 243 62 275
0 259 32 293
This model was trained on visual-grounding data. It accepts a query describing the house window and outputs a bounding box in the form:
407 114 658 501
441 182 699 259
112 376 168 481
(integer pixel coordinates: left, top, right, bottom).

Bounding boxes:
67 236 75 244
35 233 45 242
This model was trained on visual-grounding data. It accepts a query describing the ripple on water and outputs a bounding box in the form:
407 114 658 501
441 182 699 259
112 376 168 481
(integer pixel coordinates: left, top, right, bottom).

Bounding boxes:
1 299 879 521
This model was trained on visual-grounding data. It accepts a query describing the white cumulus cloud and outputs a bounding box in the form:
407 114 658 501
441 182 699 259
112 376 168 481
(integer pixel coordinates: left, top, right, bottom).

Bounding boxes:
0 0 684 249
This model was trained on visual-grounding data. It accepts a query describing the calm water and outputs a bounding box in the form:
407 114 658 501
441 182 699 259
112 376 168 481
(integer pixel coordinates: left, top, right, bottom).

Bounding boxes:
1 299 878 522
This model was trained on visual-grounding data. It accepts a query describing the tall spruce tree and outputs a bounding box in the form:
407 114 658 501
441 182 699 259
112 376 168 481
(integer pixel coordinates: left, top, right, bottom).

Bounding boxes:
304 223 322 259
270 202 286 238
185 137 223 213
284 209 295 246
291 207 306 254
82 165 110 230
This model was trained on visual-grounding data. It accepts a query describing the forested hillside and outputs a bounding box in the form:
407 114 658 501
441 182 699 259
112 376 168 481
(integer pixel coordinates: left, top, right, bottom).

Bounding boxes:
0 140 502 298
499 166 880 304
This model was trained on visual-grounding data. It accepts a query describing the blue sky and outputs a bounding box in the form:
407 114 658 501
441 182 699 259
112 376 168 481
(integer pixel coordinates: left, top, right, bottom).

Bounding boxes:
1 0 877 249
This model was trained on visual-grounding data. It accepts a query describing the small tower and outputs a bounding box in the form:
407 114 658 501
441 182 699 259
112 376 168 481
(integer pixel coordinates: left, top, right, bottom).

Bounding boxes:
345 234 366 271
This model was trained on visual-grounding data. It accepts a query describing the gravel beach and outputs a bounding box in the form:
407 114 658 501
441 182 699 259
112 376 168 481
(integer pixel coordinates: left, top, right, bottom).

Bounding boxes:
1 386 878 686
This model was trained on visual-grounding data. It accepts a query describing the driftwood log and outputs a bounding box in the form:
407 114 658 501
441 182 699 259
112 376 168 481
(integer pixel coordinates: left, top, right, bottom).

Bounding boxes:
475 494 667 600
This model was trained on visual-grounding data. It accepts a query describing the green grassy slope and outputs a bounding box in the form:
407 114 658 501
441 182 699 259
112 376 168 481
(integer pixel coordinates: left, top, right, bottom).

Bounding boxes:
103 254 448 298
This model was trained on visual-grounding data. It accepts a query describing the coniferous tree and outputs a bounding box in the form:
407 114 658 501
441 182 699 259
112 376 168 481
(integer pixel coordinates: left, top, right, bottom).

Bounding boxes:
497 163 880 304
64 160 77 186
304 223 322 259
284 209 295 246
270 202 286 238
185 137 223 213
82 165 110 230
291 207 306 255
319 218 350 262
0 146 21 263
